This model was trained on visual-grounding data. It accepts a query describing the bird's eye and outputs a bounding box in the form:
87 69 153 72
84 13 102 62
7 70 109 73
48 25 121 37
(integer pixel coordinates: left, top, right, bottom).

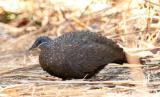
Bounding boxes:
38 39 44 44
39 40 43 44
38 39 47 45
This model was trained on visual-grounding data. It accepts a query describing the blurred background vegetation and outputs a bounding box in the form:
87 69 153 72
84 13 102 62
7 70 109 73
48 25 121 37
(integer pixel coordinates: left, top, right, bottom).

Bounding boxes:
1 0 160 53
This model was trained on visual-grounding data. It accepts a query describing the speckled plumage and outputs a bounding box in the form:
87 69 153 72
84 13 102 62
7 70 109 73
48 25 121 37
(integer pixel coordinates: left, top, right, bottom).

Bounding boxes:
29 31 127 80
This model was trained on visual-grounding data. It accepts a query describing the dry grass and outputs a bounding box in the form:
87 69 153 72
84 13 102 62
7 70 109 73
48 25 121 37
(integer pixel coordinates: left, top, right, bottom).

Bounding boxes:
1 0 160 96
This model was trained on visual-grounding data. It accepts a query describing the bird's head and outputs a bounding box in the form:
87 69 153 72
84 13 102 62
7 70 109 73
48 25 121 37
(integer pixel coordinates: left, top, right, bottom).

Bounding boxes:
29 36 51 51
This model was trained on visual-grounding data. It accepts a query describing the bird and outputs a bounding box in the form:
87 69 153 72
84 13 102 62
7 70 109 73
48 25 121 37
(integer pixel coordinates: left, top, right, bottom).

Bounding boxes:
29 31 127 80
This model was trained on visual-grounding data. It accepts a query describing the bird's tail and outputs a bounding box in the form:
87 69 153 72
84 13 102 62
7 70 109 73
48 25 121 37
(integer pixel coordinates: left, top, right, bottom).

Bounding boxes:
114 51 127 65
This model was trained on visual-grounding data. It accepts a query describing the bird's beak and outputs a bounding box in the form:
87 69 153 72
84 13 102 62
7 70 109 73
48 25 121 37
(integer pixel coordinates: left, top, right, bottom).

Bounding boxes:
28 44 37 51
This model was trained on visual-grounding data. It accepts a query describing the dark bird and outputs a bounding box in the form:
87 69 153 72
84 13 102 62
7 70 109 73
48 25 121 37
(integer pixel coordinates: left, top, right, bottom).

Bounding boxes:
29 31 127 80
